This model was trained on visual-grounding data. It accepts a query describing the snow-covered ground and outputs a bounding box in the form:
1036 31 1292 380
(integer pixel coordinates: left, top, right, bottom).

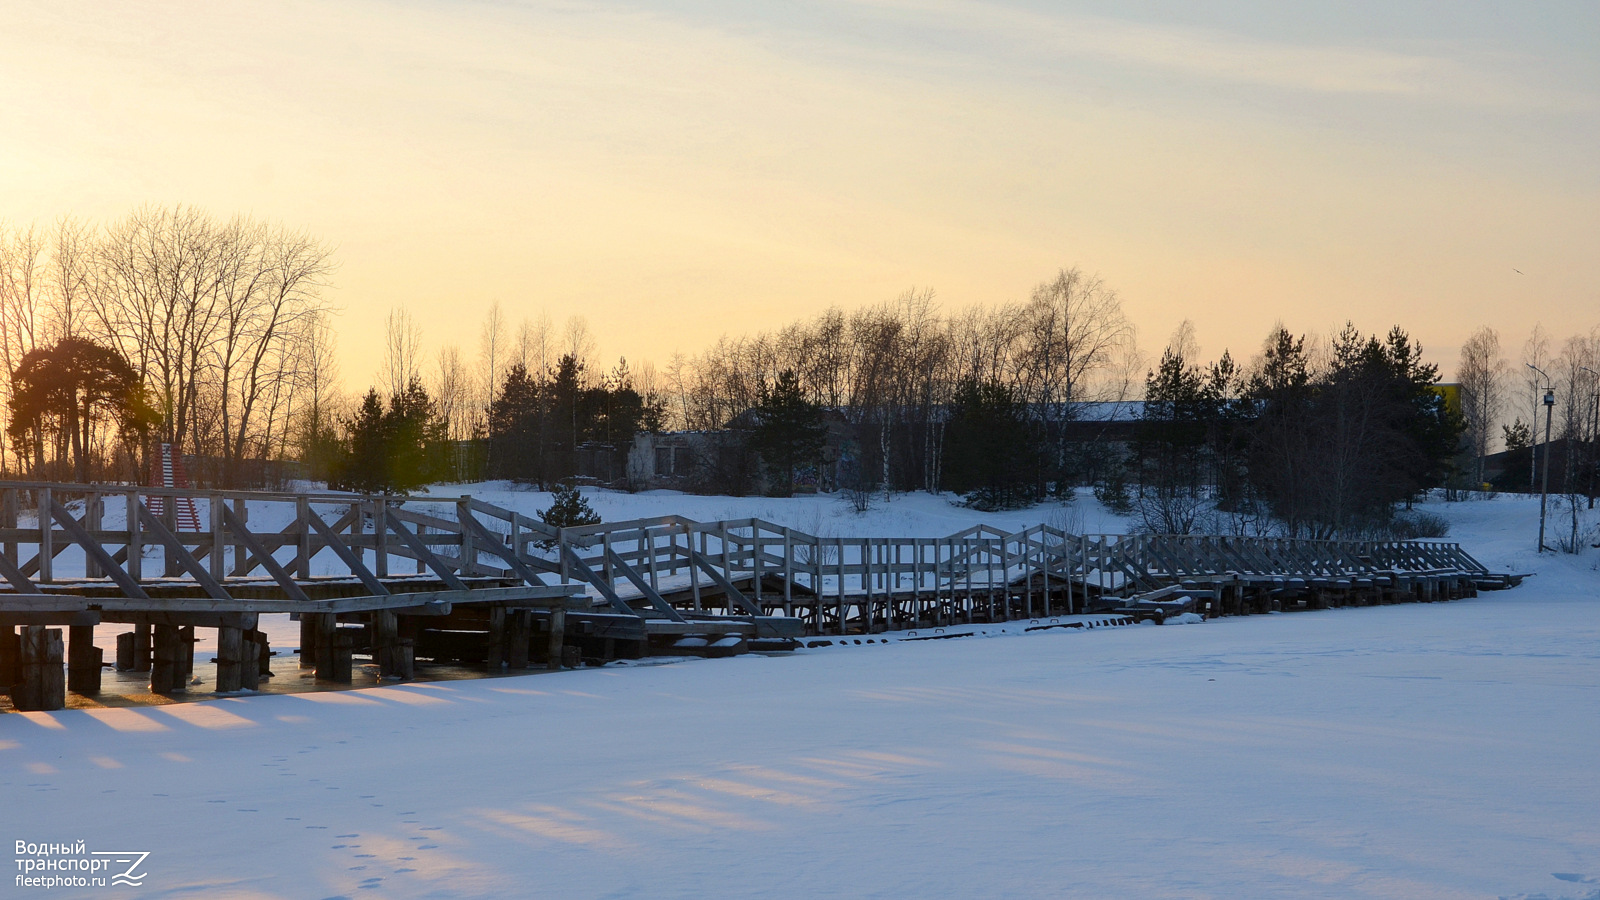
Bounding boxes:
6 490 1599 899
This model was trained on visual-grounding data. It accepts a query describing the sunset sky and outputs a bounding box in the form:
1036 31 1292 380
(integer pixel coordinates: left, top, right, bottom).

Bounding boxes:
2 1 1596 385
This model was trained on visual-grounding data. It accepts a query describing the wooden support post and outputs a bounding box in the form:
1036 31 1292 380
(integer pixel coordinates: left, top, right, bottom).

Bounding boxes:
12 627 65 711
0 621 18 682
373 610 400 678
331 631 353 683
133 623 151 672
396 638 415 680
546 608 566 670
299 614 317 668
507 610 531 669
486 607 506 670
313 614 338 680
240 631 260 691
257 630 272 678
151 624 183 694
0 625 19 689
216 623 243 692
180 625 195 683
67 625 101 695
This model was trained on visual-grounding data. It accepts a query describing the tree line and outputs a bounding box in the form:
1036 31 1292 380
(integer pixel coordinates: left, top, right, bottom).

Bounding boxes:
661 270 1140 499
1456 323 1600 551
1 207 332 486
1130 323 1460 538
5 205 1593 544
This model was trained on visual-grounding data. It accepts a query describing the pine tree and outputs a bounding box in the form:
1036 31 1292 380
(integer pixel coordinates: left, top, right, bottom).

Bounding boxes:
750 370 827 496
539 481 601 530
334 389 388 493
331 380 447 494
942 378 1043 510
489 363 543 482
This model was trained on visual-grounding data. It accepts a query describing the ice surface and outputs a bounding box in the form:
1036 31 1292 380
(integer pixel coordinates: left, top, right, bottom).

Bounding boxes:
5 490 1597 899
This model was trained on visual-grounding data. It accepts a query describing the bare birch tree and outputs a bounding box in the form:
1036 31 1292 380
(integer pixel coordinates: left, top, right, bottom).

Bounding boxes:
1521 325 1552 491
383 306 423 400
1457 326 1504 487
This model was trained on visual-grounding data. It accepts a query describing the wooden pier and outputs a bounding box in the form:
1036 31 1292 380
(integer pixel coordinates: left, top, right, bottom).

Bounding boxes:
0 481 1511 710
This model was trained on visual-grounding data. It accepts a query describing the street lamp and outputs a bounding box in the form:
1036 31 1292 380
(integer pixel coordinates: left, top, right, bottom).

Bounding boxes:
1528 363 1554 552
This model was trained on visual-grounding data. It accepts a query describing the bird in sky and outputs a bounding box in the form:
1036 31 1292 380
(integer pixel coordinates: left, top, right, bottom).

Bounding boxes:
1514 268 1524 275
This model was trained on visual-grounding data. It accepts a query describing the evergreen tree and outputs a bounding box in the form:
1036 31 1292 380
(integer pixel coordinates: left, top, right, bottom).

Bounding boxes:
7 336 158 482
1136 349 1209 532
334 389 389 493
387 377 448 491
1492 419 1532 492
1245 323 1463 536
489 363 543 482
750 369 827 496
539 481 601 530
332 380 447 493
942 378 1043 510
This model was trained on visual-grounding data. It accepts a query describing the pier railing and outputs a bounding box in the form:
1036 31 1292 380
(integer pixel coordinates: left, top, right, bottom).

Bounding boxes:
0 480 1505 709
0 481 1493 621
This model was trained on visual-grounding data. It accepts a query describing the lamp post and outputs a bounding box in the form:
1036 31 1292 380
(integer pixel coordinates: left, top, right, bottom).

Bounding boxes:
1528 363 1554 552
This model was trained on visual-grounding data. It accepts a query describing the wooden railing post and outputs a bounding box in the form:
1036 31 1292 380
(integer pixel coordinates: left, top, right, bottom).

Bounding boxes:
162 487 179 577
37 486 52 584
209 492 225 581
374 498 389 579
296 496 311 579
2 488 15 571
457 496 474 576
782 527 794 617
230 497 249 577
85 491 102 579
126 490 142 583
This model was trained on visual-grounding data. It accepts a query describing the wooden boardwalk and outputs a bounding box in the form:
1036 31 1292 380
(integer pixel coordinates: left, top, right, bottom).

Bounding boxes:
0 481 1509 710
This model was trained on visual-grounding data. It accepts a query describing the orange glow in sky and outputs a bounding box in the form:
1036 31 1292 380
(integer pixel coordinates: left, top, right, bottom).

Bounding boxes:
2 1 1595 382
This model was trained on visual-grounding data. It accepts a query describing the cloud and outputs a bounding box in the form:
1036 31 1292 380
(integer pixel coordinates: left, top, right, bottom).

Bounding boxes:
837 0 1590 110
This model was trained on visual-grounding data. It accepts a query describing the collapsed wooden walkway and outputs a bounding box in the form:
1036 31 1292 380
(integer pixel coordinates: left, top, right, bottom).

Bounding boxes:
0 481 1513 710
